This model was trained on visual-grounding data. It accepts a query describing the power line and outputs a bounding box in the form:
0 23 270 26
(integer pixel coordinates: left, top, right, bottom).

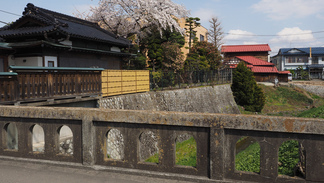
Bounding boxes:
0 9 20 17
225 30 324 37
224 36 324 43
0 20 9 25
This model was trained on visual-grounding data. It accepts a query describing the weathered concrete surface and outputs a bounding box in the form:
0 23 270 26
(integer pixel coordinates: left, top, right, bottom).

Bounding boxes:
0 106 323 136
0 159 192 183
0 106 324 182
99 85 240 114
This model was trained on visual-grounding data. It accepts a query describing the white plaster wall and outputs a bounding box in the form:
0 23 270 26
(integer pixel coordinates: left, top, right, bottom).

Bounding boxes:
319 57 324 64
59 40 72 46
44 56 57 67
111 46 121 52
9 56 43 67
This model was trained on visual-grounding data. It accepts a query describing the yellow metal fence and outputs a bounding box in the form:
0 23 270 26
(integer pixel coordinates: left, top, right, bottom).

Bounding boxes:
101 70 150 97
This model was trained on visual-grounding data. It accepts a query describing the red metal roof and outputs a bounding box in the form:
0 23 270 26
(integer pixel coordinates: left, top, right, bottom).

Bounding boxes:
279 71 291 74
251 66 278 73
221 44 271 53
229 64 253 69
236 56 274 66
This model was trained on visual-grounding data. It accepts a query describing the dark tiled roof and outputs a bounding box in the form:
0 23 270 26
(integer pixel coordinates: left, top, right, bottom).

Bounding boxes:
279 47 324 56
308 64 324 68
0 3 131 47
2 40 132 57
0 26 55 37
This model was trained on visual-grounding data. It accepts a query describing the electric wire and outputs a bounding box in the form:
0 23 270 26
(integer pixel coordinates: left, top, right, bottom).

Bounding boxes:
224 30 324 37
0 9 20 17
0 20 9 25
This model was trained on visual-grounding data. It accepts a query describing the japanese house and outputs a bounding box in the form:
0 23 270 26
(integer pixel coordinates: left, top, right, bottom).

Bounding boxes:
0 3 132 72
0 3 133 105
221 44 288 82
271 47 324 79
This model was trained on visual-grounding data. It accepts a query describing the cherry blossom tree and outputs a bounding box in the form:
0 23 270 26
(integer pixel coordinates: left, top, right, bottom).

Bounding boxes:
77 0 189 39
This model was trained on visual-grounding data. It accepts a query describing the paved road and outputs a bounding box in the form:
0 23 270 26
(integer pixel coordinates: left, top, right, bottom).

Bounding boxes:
0 160 191 183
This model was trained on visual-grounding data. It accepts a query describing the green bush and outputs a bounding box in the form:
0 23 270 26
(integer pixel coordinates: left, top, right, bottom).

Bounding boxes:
235 140 300 177
278 140 300 176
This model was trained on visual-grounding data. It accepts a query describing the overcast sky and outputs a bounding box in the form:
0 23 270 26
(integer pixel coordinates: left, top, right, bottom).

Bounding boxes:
1 0 324 55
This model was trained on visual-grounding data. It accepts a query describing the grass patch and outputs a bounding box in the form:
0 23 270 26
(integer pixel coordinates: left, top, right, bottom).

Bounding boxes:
175 137 197 167
235 142 260 173
277 87 313 105
297 105 324 118
145 153 159 164
145 137 197 167
253 85 324 115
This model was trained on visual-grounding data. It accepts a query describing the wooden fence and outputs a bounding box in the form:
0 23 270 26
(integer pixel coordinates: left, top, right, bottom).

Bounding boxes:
0 73 18 102
0 67 103 104
101 70 150 97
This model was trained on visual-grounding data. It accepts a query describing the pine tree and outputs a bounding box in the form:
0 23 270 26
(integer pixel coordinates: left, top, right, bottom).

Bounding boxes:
231 62 265 112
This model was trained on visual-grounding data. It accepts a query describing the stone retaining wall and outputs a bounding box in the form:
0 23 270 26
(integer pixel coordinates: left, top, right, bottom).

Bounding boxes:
291 83 324 98
98 85 240 114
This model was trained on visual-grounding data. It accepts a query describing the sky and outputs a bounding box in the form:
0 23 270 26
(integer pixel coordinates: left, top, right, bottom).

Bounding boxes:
1 0 324 55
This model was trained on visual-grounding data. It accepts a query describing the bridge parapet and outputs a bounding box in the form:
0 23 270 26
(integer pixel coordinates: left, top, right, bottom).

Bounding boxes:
0 106 323 182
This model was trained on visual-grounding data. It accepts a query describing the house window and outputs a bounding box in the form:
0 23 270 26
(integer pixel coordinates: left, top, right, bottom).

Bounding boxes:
285 56 308 63
312 57 319 64
200 34 205 41
48 61 54 67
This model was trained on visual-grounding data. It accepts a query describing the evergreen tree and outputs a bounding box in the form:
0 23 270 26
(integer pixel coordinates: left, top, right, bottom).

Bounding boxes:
185 17 200 50
184 41 222 71
231 62 265 112
141 26 185 71
123 44 147 70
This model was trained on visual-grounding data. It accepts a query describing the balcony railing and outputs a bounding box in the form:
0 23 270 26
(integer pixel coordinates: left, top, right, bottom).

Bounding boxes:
0 66 103 104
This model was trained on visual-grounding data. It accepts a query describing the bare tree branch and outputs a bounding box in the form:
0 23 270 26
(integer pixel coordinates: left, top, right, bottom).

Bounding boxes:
208 16 224 51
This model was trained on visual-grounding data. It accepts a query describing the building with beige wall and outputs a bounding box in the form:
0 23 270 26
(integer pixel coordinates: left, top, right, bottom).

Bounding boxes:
178 18 208 58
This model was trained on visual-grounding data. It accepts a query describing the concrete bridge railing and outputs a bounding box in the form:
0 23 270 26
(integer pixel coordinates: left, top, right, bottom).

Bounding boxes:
0 106 323 183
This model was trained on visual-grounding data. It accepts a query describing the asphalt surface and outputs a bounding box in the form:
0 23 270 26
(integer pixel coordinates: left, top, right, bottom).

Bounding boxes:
0 159 191 183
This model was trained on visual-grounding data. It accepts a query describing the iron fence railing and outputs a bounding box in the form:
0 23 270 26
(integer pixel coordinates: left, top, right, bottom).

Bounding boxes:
150 68 232 91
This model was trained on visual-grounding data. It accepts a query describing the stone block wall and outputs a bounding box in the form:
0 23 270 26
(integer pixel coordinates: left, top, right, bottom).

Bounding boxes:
98 85 240 114
291 83 324 98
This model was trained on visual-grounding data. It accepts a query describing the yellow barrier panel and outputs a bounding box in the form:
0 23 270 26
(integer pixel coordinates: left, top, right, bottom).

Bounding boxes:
101 70 150 97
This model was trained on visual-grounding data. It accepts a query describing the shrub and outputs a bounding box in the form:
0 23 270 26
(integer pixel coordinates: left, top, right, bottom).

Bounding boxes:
278 140 300 176
231 62 265 112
